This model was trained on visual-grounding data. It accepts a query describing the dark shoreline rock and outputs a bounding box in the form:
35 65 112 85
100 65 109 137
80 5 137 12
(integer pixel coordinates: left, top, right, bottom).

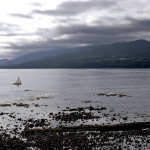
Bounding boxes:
22 122 150 150
0 105 149 149
97 93 130 97
0 121 150 150
23 121 150 133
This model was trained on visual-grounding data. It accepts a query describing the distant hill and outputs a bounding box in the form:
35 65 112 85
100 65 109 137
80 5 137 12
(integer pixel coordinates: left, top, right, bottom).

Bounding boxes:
0 59 10 67
3 47 78 66
1 39 150 68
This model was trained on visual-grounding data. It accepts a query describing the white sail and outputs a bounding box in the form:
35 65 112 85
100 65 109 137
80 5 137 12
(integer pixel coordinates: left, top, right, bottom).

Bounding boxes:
13 76 22 85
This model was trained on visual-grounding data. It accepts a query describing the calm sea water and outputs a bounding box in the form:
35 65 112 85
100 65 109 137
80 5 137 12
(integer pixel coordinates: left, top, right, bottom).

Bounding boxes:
0 69 150 127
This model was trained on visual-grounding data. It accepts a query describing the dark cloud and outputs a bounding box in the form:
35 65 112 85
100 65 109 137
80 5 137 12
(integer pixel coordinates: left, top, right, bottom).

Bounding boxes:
4 38 74 52
1 0 150 59
53 24 137 38
5 17 150 56
130 18 150 30
52 16 150 42
32 0 116 16
33 9 76 17
9 13 33 19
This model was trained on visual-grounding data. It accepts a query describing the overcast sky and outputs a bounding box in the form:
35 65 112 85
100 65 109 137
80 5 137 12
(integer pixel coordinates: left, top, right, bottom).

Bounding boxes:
0 0 150 59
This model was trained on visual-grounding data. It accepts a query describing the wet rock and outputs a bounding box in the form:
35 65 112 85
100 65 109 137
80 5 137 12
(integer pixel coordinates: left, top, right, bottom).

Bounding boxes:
25 90 32 92
22 126 150 150
0 112 4 115
34 104 39 107
0 104 11 107
13 103 29 108
97 93 130 97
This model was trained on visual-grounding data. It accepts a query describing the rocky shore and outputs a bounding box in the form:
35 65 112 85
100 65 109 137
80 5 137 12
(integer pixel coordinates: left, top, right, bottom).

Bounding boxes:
0 105 150 150
0 122 150 150
0 95 149 150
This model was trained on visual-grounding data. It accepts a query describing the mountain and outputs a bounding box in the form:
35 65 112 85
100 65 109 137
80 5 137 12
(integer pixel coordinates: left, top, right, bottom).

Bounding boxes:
0 59 10 67
3 47 79 66
1 39 150 68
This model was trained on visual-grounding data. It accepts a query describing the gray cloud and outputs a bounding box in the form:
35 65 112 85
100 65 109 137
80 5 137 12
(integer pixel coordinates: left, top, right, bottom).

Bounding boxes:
0 22 21 32
130 18 150 30
31 2 42 7
9 13 33 19
1 0 150 59
5 17 150 55
53 21 147 39
0 33 34 37
32 0 116 17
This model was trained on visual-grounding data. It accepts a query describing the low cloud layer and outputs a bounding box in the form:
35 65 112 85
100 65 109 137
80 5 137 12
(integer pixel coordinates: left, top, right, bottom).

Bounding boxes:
0 0 150 59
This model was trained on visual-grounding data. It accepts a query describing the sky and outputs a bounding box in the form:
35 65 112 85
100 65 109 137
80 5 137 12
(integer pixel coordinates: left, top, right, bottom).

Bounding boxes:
0 0 150 59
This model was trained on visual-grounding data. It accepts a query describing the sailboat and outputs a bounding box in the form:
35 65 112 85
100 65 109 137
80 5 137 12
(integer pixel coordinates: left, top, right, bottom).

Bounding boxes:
13 76 22 85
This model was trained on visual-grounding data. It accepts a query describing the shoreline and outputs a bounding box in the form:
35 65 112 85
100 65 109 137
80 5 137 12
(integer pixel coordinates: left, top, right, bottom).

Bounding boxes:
0 121 150 150
0 103 150 149
24 121 150 133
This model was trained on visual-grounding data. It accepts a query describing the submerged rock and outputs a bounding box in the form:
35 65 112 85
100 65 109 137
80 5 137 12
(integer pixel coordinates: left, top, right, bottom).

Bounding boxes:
97 93 129 97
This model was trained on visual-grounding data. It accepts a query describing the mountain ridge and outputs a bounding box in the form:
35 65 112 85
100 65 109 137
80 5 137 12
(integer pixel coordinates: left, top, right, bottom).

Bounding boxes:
1 39 150 68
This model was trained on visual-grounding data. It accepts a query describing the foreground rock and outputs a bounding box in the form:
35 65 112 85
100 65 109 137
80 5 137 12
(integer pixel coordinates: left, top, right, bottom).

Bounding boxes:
0 121 150 149
0 105 149 149
24 122 150 133
97 93 130 97
22 129 150 150
22 122 150 150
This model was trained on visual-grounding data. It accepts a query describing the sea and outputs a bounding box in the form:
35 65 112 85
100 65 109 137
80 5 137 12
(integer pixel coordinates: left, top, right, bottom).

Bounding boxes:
0 69 150 128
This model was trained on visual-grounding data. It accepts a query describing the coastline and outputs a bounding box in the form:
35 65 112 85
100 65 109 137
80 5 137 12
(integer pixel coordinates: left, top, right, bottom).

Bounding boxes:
0 69 149 149
0 121 150 149
0 103 150 150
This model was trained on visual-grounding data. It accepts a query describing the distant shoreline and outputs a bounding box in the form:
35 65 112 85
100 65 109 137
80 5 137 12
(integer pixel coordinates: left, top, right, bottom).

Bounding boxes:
1 67 150 69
